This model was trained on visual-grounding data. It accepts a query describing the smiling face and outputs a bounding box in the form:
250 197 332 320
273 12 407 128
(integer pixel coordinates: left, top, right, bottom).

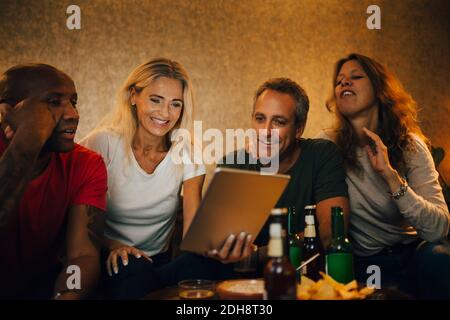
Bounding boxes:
131 76 184 138
334 60 378 118
252 89 302 159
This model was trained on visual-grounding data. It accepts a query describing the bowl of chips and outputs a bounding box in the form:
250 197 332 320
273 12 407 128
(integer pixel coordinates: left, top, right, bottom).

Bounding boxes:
217 279 264 300
297 272 375 300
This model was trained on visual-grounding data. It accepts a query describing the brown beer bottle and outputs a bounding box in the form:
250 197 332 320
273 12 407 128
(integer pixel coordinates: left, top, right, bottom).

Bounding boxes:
264 209 296 300
301 205 325 281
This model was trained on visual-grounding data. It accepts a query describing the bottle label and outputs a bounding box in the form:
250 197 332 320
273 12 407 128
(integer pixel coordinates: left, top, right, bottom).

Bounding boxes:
325 253 354 284
268 239 283 257
305 215 315 225
304 225 316 238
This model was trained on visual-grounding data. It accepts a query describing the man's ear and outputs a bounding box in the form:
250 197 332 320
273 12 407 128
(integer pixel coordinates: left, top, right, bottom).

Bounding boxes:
295 124 305 139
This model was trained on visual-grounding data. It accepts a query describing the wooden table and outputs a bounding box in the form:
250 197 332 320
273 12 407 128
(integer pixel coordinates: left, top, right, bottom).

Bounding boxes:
143 284 409 300
144 286 183 300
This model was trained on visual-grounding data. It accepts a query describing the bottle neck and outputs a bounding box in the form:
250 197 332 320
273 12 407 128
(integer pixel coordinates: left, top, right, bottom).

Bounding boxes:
331 209 345 240
287 208 296 236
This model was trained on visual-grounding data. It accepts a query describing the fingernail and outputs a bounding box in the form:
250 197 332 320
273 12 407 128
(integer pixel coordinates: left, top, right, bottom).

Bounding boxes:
136 254 141 258
247 234 253 239
211 249 218 255
240 232 246 239
229 234 236 240
108 272 112 277
123 260 128 266
114 267 118 274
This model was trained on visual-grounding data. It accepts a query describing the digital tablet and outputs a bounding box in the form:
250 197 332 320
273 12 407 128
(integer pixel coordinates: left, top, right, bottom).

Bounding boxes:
180 167 290 255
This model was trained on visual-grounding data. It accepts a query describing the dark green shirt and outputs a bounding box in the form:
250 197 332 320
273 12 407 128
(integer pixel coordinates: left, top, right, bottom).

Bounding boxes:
219 138 348 246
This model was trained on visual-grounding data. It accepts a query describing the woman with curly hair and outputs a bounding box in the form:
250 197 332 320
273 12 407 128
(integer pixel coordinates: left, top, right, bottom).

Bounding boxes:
319 53 450 299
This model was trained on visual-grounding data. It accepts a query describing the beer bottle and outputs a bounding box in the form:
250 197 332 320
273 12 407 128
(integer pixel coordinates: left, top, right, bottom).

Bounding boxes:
301 205 324 281
287 207 303 274
264 209 296 300
325 206 355 284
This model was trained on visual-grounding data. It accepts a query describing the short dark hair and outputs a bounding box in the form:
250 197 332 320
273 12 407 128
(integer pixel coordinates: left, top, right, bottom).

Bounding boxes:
0 63 68 105
254 78 310 128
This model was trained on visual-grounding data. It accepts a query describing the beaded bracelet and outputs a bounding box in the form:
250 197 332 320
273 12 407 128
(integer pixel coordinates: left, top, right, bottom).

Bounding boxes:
389 179 408 200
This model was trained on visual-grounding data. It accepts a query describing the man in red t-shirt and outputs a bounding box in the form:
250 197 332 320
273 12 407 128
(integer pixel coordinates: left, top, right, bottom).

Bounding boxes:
0 64 107 299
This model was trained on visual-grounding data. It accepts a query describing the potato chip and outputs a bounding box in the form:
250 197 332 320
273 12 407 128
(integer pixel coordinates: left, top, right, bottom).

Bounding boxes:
300 276 315 287
344 280 358 291
359 286 375 297
338 288 361 300
313 281 338 300
296 273 376 300
320 272 345 291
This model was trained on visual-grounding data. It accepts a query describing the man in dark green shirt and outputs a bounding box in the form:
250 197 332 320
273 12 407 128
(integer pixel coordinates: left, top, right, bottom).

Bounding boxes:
218 78 349 248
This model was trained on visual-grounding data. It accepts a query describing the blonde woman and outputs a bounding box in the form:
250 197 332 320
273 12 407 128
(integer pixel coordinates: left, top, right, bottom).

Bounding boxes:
81 58 250 299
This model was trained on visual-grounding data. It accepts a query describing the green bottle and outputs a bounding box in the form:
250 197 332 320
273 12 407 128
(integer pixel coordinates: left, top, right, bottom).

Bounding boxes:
287 206 302 271
325 207 355 284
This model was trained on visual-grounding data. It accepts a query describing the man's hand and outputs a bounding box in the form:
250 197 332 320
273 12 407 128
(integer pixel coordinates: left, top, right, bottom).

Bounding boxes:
206 232 255 264
0 97 64 143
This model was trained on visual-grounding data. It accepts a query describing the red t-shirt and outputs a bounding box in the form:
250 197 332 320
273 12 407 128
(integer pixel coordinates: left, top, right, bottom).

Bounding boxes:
0 134 107 294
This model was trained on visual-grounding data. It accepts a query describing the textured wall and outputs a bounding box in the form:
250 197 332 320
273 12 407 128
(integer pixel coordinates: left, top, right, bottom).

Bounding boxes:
0 0 449 180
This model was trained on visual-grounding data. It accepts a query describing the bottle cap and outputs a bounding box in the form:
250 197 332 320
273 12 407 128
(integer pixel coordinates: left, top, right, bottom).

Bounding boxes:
271 208 288 215
304 205 316 210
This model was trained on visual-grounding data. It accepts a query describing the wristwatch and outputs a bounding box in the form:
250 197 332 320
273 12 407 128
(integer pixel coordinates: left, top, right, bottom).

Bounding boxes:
389 178 408 200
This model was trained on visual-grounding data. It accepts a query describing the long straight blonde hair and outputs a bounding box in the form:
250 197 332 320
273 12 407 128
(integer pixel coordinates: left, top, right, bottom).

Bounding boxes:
96 58 194 160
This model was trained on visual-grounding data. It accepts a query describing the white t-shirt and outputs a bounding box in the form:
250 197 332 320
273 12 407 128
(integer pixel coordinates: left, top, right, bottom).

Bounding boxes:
80 129 206 256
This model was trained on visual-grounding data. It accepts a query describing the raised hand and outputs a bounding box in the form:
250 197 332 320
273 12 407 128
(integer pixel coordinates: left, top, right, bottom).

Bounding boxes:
362 127 395 178
0 97 65 143
363 127 405 192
